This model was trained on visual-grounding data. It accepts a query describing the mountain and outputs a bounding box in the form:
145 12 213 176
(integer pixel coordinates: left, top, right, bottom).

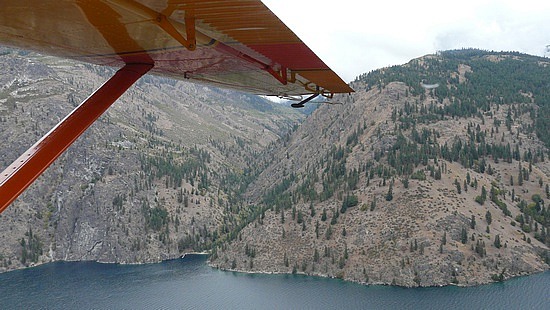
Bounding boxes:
1 48 549 287
0 47 303 270
209 49 550 287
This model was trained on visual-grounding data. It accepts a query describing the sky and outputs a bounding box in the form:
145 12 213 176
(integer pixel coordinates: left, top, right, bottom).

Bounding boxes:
262 0 550 82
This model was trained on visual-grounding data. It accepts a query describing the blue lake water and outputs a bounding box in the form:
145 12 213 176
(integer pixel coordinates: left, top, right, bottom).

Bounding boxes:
0 254 548 309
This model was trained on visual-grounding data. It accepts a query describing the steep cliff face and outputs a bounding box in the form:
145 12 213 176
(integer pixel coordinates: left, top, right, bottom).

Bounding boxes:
210 50 550 286
0 48 302 271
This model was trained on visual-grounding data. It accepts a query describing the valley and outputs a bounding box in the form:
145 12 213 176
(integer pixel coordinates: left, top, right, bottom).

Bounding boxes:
1 48 549 287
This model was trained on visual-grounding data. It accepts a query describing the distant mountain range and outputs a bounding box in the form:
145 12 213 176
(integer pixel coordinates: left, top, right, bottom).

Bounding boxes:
1 48 548 287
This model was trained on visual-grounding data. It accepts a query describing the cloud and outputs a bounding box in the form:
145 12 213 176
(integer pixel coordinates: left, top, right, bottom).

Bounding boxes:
263 0 550 81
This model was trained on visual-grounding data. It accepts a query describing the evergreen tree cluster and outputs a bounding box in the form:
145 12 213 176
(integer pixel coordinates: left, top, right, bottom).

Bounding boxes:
138 144 211 191
19 228 42 265
356 49 550 147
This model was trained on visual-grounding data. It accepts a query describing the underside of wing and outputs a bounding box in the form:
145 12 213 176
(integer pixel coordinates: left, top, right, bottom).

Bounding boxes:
0 0 353 96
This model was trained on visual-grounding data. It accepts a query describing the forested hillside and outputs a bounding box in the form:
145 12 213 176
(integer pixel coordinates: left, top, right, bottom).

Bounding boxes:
1 48 549 287
0 47 302 271
211 49 550 286
358 49 550 147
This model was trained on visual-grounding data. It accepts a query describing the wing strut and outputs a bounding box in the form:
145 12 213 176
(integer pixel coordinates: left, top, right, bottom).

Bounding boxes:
0 63 153 214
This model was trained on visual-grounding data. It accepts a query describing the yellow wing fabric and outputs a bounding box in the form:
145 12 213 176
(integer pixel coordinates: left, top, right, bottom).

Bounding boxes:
0 0 353 96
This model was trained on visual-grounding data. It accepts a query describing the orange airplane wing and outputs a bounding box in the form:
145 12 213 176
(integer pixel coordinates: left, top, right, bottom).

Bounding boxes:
0 0 353 96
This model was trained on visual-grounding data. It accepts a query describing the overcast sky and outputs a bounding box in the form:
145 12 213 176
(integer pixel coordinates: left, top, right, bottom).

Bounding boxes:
262 0 550 82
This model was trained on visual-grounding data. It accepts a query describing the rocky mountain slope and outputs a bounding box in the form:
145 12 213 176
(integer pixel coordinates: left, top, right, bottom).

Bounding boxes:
210 50 550 286
0 47 303 271
1 48 549 287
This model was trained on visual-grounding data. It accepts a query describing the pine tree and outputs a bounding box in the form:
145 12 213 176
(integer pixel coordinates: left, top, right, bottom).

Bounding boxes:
494 234 502 248
330 209 338 225
325 225 332 240
385 182 394 201
485 210 492 225
455 178 462 194
461 227 468 244
315 221 319 238
518 163 524 186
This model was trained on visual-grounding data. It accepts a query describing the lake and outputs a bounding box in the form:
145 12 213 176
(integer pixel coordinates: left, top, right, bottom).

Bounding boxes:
0 254 548 309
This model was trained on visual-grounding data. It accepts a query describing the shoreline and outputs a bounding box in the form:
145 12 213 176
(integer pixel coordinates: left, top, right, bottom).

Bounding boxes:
207 261 549 288
0 252 209 274
181 251 210 258
2 255 548 289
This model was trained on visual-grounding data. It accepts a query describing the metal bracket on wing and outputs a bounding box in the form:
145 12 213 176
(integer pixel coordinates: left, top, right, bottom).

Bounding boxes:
290 93 320 108
156 13 196 51
286 84 338 108
106 0 197 51
294 76 336 99
288 85 322 108
213 42 289 86
269 66 288 85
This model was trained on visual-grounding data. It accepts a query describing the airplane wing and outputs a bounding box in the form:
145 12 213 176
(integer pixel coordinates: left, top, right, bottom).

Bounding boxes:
0 0 353 213
0 0 353 96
